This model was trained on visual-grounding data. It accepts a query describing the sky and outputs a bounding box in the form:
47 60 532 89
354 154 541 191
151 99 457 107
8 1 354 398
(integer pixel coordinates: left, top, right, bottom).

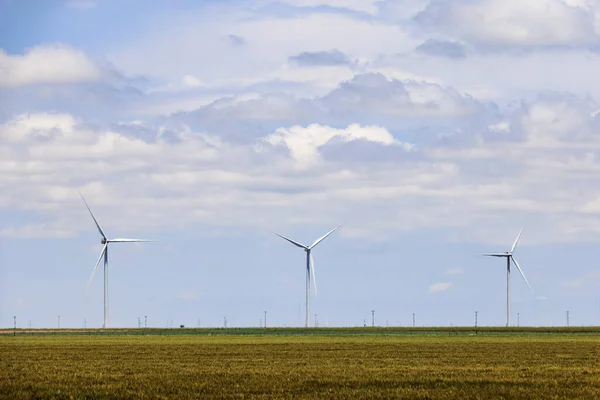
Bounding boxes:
2 0 600 329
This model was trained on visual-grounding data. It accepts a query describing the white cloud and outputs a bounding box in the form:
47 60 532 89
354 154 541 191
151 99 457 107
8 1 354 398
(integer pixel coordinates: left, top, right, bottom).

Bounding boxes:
376 50 600 105
322 73 482 119
0 44 105 87
416 0 600 50
520 98 593 144
168 73 483 138
5 87 600 245
264 123 410 165
108 11 419 90
182 74 205 88
1 113 76 142
428 282 453 293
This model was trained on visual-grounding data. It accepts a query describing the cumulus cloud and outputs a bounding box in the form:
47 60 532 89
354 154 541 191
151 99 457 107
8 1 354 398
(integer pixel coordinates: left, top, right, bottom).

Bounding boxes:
5 86 600 245
517 94 595 145
0 44 106 87
322 73 483 119
172 73 485 142
263 123 410 165
1 113 77 142
428 282 453 293
415 0 600 51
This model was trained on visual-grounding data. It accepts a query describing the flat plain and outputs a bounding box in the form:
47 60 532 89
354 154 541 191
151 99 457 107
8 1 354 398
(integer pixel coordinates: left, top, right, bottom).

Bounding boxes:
2 328 600 399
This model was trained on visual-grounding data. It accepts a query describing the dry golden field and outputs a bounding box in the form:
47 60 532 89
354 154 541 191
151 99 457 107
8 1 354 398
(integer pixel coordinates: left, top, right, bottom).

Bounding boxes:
1 328 600 399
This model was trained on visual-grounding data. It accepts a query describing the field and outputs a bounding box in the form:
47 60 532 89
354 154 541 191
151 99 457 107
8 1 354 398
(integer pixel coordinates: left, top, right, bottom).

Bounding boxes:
2 328 600 399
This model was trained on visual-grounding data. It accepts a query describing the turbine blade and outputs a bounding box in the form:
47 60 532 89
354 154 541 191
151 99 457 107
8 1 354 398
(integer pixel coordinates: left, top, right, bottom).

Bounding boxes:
87 244 107 288
309 224 341 249
482 253 507 257
511 224 526 253
80 192 107 239
275 233 307 249
109 238 155 243
512 257 534 294
310 252 317 298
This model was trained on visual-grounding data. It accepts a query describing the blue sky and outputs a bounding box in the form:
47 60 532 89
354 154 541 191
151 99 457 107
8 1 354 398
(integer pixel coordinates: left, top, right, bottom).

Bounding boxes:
3 0 600 329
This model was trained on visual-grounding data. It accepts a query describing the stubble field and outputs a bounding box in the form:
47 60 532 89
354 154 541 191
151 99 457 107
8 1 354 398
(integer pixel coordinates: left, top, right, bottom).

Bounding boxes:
1 328 600 399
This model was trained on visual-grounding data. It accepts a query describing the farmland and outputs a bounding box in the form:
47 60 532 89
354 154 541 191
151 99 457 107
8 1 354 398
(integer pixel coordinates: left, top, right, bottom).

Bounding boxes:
2 328 600 399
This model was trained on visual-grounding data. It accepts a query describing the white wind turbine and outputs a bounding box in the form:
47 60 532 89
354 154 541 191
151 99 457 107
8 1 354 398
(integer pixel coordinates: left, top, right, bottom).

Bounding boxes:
80 193 153 328
276 225 341 328
483 225 534 327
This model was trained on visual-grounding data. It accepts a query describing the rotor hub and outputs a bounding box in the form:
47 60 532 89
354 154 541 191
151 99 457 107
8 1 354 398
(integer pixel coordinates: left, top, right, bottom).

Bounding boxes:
101 238 107 245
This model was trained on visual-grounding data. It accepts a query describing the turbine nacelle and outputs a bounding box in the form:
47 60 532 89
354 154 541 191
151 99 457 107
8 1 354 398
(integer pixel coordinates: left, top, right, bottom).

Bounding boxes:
101 238 107 245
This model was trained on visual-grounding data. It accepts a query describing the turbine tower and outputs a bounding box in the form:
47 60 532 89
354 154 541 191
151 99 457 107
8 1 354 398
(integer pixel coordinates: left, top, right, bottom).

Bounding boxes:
275 225 341 327
483 225 534 327
80 193 153 329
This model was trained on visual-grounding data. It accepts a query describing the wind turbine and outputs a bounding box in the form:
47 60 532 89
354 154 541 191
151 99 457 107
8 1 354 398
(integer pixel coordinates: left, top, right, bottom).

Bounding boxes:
275 225 341 328
80 193 153 329
483 225 534 327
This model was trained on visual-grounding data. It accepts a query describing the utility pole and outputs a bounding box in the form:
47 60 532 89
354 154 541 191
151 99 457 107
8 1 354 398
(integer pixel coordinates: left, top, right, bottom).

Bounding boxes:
264 311 267 328
567 311 570 327
371 310 375 327
412 313 415 328
475 311 478 327
145 316 147 328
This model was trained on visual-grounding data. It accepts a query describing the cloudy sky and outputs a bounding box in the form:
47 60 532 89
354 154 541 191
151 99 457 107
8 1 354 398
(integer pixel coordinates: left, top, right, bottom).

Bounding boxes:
3 0 600 329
